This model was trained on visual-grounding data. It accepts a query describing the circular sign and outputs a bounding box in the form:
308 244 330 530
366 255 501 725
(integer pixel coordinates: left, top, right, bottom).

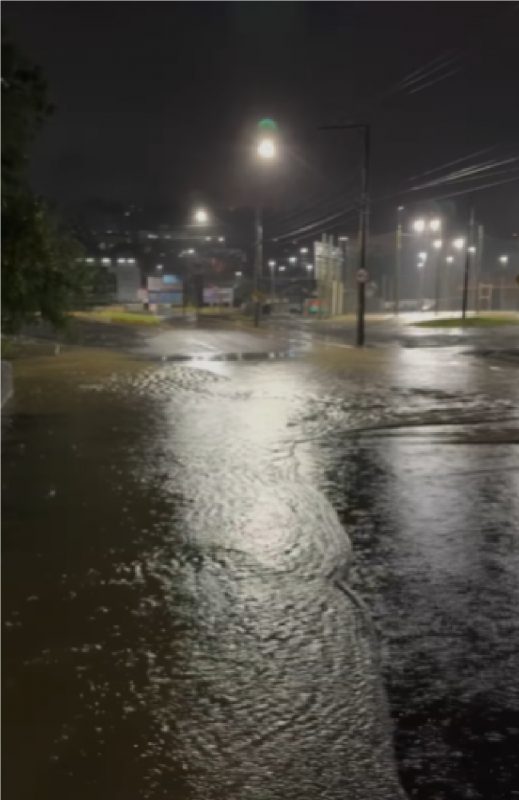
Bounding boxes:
356 269 369 283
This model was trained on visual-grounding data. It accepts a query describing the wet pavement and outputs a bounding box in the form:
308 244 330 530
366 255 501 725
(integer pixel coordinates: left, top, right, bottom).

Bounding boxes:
2 332 519 800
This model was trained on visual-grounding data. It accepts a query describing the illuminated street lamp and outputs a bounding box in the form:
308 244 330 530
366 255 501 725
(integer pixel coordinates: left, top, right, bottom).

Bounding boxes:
257 137 276 160
499 254 509 265
194 207 209 224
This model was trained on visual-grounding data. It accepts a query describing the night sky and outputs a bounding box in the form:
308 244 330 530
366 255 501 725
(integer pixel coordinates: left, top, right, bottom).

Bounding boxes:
3 2 519 236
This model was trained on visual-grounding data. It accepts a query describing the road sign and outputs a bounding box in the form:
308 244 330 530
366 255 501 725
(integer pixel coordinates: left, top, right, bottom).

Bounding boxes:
356 269 369 283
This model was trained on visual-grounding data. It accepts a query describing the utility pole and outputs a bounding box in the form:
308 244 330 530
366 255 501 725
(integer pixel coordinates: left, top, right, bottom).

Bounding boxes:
395 205 404 315
253 205 263 326
461 206 475 320
319 122 371 346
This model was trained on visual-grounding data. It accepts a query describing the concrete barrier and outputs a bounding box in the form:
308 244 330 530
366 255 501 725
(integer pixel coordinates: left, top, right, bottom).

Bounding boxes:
1 360 14 407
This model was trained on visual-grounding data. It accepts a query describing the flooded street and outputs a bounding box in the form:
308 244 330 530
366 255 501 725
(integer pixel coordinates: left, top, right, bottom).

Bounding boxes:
3 339 519 799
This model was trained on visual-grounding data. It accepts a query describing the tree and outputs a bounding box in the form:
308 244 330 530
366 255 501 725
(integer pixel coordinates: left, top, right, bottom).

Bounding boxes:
1 29 89 332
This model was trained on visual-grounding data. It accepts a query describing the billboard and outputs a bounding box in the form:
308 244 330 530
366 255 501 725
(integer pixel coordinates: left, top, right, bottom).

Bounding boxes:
203 286 234 306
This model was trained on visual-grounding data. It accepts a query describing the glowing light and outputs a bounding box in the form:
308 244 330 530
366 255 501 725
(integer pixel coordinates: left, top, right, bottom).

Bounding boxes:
499 255 509 265
418 251 428 261
86 257 95 264
117 258 126 264
127 258 136 264
299 247 309 254
268 260 276 268
468 246 476 254
278 265 286 272
432 239 442 250
453 238 465 250
194 208 209 224
446 256 454 264
257 137 276 159
412 218 426 233
339 236 349 242
306 263 313 272
429 218 441 232
218 236 225 243
235 271 242 277
289 256 297 264
101 257 111 265
156 264 163 271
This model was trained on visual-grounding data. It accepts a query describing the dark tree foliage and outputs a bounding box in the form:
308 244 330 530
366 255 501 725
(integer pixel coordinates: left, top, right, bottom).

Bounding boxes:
1 29 89 332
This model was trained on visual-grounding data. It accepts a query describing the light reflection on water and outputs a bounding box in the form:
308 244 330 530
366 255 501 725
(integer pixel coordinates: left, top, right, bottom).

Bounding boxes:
3 346 519 799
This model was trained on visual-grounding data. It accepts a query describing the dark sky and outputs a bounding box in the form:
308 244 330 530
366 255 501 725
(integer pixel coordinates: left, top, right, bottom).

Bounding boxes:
4 2 519 236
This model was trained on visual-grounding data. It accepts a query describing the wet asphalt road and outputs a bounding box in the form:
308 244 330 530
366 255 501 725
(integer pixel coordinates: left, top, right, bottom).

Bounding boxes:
2 323 519 799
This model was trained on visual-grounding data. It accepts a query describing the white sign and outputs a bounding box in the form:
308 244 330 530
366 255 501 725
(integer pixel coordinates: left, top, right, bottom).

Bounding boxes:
356 269 369 283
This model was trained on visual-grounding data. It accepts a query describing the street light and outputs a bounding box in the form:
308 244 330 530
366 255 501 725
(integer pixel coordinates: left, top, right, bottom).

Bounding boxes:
412 218 426 233
453 237 465 251
257 137 276 160
499 255 509 265
194 207 209 224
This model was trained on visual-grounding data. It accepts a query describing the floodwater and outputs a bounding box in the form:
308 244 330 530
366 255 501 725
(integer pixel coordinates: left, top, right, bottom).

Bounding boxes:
3 342 519 799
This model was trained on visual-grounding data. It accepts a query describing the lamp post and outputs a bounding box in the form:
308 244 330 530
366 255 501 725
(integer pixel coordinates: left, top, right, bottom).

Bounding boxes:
432 238 443 314
268 259 276 301
253 128 277 325
395 206 404 315
461 207 475 320
320 123 371 346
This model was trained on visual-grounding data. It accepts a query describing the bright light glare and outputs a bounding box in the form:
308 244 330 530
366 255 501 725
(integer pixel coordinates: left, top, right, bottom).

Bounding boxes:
418 251 428 261
412 218 426 233
101 258 111 265
194 208 209 224
117 258 126 264
187 248 195 255
268 259 276 268
453 238 465 250
446 256 454 264
429 218 441 232
339 236 349 242
218 236 225 243
289 256 297 264
86 257 95 264
257 137 276 159
127 258 136 264
235 271 242 277
499 255 509 264
432 239 442 250
278 265 286 272
156 264 163 271
306 263 313 272
468 246 476 254
299 247 309 254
